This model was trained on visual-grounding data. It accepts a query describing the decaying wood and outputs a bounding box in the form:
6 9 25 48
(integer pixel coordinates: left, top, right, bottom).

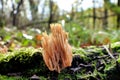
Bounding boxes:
0 42 120 79
41 24 73 73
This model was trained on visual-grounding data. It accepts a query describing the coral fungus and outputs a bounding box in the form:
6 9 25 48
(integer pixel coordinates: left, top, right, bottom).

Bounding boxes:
41 24 72 73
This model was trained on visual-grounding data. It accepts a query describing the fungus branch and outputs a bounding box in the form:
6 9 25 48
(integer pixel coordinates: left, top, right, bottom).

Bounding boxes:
41 24 73 73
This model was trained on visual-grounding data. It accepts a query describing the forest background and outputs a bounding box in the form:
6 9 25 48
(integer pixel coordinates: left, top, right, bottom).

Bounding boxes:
0 0 120 49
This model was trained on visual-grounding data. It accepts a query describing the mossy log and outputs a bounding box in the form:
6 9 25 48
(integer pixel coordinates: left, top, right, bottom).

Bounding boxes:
0 42 120 80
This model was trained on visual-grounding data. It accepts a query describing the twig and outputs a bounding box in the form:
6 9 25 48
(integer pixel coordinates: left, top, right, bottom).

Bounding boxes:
103 45 115 59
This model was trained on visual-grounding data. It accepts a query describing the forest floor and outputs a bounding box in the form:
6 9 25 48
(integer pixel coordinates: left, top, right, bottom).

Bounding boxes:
0 42 120 80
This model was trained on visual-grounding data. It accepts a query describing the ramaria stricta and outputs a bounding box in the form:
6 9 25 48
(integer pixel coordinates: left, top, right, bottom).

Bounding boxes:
41 24 73 73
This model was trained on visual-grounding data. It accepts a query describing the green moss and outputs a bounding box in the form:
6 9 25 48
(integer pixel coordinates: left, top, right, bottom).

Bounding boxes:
0 47 48 75
111 42 120 52
0 75 28 80
72 47 87 57
0 42 120 79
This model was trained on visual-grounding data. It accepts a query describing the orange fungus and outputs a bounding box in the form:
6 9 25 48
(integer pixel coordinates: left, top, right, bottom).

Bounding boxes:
41 24 72 73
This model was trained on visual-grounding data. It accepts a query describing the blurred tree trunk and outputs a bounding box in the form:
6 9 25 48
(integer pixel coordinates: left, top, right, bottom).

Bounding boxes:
71 4 74 21
48 0 53 28
103 0 108 29
48 0 59 28
117 0 120 28
12 0 23 26
0 0 4 27
1 0 4 13
93 0 96 28
41 1 46 20
29 0 39 21
12 2 16 26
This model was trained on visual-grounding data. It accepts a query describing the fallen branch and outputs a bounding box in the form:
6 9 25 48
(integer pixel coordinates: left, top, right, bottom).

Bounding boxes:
0 42 120 80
